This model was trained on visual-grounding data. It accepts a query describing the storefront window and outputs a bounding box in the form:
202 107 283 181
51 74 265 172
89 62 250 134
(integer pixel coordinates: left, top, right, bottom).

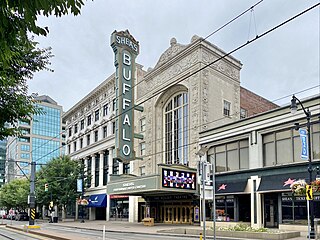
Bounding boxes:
281 193 320 224
110 197 129 220
215 196 235 221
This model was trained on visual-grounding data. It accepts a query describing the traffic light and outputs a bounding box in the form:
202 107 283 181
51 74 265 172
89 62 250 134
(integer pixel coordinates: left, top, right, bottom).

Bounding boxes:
45 183 48 192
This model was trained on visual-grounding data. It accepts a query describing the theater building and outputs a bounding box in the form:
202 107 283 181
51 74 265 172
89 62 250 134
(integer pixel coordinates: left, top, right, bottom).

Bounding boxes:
199 94 320 228
63 30 276 223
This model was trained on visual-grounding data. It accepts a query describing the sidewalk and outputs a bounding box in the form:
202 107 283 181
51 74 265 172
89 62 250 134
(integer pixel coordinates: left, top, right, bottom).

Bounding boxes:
5 219 311 240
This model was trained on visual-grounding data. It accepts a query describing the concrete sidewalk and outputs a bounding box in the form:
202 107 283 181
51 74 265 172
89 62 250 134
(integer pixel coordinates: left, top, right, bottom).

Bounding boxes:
4 219 312 240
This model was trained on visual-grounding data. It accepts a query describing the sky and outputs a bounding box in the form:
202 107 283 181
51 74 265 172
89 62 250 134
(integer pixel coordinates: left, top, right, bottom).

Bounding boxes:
30 0 320 112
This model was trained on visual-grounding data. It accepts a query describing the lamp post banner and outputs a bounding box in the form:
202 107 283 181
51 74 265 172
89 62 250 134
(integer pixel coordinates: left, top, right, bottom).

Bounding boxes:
77 179 82 193
299 128 308 160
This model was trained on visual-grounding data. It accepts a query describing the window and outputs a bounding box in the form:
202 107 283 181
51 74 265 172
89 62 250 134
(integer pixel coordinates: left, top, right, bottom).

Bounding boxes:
68 144 71 154
68 127 72 137
87 134 91 145
103 104 108 116
140 142 145 156
95 155 100 187
113 159 119 174
140 166 145 176
103 151 109 185
240 108 248 119
94 130 98 142
80 138 83 149
164 92 188 165
21 153 30 159
112 122 116 134
209 139 249 173
112 99 116 111
21 144 30 152
103 126 108 138
74 123 78 134
262 126 320 167
140 118 146 132
80 119 84 130
223 100 231 116
73 141 77 152
123 163 130 174
19 137 30 143
95 109 99 122
87 157 92 188
87 115 92 126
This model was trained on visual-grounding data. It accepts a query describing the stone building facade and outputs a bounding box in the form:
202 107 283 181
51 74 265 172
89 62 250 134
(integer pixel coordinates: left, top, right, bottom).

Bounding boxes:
64 33 277 223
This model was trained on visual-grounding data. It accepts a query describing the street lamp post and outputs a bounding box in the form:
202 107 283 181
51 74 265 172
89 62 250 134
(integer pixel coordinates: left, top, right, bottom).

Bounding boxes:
197 147 209 240
290 95 315 239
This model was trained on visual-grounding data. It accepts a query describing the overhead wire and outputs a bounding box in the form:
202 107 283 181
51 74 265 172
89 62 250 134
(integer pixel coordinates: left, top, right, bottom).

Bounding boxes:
7 3 320 175
31 3 320 168
29 0 266 164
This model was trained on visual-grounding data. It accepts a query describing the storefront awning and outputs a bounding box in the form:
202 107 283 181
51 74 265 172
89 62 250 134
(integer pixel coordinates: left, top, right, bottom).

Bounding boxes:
215 179 248 195
258 172 309 193
87 194 107 207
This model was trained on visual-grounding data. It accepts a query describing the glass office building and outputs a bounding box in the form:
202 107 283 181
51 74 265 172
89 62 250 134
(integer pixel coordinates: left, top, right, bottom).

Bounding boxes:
5 95 65 180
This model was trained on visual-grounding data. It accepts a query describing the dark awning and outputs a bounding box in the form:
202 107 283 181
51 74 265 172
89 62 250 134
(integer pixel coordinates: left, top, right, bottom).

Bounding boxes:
258 172 309 192
87 194 107 207
215 179 248 195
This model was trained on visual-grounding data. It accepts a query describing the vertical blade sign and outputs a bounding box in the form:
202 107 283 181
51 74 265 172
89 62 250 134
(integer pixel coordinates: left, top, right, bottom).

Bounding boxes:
110 30 139 164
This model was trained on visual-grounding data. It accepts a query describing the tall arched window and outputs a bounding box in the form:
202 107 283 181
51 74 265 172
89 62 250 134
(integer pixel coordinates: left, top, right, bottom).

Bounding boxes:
164 92 188 165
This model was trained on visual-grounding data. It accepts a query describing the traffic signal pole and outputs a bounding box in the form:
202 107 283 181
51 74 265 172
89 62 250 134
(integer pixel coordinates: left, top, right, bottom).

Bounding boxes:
29 162 36 225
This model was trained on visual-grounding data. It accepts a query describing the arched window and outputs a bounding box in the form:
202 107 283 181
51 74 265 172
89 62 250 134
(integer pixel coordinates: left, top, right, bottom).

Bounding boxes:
164 92 188 165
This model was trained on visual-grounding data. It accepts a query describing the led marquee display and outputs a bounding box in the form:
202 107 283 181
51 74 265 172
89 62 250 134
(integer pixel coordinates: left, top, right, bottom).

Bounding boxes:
162 168 196 190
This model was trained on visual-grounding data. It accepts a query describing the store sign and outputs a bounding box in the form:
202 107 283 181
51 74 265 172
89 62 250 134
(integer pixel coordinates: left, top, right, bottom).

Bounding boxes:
162 168 196 190
111 30 139 163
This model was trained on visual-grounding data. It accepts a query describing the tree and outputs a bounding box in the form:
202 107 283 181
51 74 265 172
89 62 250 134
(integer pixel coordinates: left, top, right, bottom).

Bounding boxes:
0 0 87 139
0 178 29 210
36 155 86 217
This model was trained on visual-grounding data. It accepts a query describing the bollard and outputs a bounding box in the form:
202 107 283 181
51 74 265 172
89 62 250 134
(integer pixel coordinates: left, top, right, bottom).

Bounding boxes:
199 232 203 240
103 225 106 240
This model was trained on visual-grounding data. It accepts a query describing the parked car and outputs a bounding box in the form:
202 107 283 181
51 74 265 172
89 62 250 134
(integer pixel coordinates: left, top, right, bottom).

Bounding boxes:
15 212 28 221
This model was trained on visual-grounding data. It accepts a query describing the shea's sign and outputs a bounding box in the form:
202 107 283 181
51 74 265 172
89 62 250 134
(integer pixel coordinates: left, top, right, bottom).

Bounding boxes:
111 30 139 163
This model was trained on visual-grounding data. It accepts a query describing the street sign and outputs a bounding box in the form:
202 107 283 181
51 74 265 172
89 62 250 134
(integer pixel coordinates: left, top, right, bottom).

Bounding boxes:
299 129 308 160
306 184 313 200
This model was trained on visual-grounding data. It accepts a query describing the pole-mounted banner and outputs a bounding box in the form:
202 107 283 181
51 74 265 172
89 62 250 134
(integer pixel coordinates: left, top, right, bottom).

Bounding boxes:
110 30 139 164
299 128 308 160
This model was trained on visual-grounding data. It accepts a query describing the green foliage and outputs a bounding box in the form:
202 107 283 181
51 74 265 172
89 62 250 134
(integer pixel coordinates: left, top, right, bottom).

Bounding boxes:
36 155 85 209
0 0 87 139
0 178 29 210
218 223 269 233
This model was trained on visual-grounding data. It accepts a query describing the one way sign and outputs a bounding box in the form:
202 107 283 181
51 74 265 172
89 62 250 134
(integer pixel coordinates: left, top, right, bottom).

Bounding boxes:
306 185 313 200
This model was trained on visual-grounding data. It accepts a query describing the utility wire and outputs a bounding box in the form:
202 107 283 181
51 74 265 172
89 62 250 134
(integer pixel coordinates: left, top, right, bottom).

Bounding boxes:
13 3 318 167
34 0 264 147
32 3 320 165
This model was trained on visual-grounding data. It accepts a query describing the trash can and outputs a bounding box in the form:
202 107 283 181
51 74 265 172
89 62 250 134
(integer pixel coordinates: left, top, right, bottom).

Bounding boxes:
53 217 58 223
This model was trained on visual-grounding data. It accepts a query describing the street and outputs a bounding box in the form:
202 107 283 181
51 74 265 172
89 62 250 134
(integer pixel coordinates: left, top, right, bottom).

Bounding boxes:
0 219 248 240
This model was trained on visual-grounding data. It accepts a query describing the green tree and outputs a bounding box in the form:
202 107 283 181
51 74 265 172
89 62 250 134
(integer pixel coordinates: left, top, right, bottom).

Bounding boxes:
0 0 87 139
0 178 29 210
36 155 86 215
